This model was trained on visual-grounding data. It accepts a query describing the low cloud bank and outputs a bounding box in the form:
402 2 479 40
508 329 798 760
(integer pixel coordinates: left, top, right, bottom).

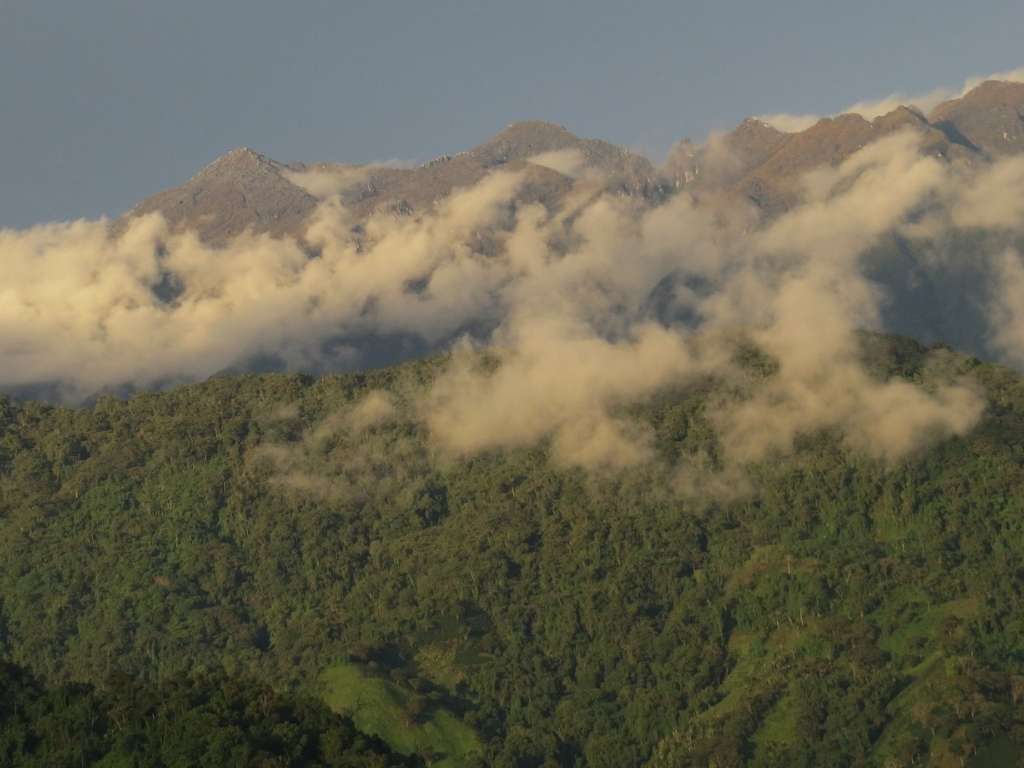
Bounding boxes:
5 128 1024 478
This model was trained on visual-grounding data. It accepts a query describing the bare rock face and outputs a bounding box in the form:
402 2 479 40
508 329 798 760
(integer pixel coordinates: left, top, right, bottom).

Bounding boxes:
116 123 659 243
121 148 319 243
929 80 1024 156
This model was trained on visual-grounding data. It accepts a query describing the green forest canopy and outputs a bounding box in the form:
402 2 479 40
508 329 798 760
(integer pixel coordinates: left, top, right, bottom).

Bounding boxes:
1 334 1024 766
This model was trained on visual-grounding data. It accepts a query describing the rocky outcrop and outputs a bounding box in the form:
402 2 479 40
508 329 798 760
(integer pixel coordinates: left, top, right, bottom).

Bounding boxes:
928 80 1024 156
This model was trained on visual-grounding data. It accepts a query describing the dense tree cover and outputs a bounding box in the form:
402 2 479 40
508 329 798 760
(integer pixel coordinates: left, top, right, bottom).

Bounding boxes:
1 335 1024 766
0 660 421 767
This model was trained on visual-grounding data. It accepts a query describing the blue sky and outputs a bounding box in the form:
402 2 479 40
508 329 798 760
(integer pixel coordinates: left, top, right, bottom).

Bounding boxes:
2 0 1022 227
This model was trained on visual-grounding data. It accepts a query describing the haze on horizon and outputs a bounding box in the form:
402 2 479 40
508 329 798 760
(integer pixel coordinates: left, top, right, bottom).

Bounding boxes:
2 0 1023 229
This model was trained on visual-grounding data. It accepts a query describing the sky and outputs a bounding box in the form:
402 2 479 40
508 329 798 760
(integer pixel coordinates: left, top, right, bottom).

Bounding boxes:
1 0 1023 228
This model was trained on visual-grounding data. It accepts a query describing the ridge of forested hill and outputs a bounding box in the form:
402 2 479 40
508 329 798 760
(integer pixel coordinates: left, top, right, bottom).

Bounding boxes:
0 659 421 767
2 335 1024 766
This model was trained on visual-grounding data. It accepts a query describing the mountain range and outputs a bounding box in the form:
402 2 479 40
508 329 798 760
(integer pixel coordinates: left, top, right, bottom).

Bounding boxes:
120 79 1024 242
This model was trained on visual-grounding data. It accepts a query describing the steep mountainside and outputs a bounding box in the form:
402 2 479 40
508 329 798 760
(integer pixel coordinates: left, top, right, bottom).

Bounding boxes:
1 338 1024 766
929 80 1024 155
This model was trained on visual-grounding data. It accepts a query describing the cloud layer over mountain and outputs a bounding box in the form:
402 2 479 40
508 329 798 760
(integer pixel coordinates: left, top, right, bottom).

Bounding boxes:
5 76 1024 478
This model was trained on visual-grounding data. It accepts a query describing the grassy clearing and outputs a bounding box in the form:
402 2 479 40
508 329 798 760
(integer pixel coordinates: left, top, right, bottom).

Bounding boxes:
320 662 482 767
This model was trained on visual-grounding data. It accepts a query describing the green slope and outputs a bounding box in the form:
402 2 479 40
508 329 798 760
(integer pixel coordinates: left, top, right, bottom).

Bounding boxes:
1 336 1024 765
321 662 482 766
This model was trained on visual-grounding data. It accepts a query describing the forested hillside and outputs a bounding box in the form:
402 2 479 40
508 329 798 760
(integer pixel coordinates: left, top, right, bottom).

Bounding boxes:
2 336 1023 766
0 659 420 767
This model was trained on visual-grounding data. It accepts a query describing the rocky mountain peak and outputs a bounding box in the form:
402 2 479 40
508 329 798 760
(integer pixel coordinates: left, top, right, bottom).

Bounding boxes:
195 146 283 180
120 146 316 243
928 79 1024 155
469 121 583 167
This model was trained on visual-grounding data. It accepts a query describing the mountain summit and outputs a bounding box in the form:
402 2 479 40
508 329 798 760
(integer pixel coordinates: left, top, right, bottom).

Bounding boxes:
123 146 318 243
929 79 1024 155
